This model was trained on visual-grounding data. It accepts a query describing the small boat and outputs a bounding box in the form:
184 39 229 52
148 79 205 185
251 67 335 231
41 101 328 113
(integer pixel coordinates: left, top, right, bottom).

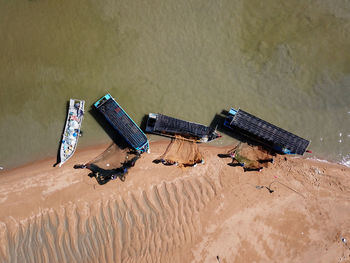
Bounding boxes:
145 113 221 142
58 99 85 167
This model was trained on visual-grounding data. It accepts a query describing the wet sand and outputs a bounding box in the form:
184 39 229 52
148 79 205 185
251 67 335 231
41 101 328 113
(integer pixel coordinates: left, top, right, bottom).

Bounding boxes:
0 141 350 262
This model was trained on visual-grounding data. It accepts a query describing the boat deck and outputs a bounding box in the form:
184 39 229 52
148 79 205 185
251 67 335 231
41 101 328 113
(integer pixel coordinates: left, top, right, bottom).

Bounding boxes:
59 99 85 167
149 114 212 138
224 108 309 155
94 94 149 152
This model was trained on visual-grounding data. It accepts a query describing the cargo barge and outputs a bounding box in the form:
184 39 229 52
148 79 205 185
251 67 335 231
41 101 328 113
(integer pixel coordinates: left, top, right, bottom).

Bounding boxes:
94 94 149 153
145 113 221 142
224 108 310 155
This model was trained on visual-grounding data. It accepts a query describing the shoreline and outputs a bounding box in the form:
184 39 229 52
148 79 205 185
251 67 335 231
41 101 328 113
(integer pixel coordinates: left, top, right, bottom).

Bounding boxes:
1 138 349 175
0 142 112 176
1 140 350 262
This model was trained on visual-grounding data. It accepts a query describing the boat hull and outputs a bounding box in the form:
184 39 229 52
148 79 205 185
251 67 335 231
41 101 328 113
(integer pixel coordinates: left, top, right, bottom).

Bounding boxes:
145 113 220 143
58 99 85 167
223 108 309 155
94 94 149 153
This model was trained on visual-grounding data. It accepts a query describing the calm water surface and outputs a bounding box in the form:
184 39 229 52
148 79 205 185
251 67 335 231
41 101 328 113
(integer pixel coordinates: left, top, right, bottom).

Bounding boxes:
0 0 349 169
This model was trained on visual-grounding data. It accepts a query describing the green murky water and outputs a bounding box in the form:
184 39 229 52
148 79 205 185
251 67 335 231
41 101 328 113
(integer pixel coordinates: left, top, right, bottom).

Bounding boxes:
0 0 349 169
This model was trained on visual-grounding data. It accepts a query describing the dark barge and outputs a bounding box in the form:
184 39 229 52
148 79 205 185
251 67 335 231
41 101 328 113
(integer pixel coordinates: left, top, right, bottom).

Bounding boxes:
145 113 221 142
224 108 309 155
94 94 149 153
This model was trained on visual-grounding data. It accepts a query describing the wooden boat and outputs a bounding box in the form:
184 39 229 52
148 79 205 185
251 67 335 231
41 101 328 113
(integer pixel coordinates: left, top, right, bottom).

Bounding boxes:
145 113 221 143
58 99 85 167
223 108 310 155
94 94 149 153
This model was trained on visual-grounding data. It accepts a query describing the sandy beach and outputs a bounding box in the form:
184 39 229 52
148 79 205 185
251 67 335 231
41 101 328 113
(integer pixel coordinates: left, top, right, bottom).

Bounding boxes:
0 141 350 263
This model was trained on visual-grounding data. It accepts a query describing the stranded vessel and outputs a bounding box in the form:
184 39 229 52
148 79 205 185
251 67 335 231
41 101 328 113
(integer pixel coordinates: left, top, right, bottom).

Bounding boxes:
59 99 85 167
145 113 221 142
94 94 149 153
224 108 309 155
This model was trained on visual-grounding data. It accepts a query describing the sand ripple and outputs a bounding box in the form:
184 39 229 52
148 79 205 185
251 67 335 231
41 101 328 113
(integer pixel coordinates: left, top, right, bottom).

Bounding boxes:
0 171 220 263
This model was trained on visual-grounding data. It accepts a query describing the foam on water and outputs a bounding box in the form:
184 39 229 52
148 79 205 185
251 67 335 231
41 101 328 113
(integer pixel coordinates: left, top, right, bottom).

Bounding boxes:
307 155 350 168
340 155 350 168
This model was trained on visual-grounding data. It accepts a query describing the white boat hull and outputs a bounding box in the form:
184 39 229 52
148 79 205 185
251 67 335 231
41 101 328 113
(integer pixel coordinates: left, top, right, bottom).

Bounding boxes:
58 99 85 167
